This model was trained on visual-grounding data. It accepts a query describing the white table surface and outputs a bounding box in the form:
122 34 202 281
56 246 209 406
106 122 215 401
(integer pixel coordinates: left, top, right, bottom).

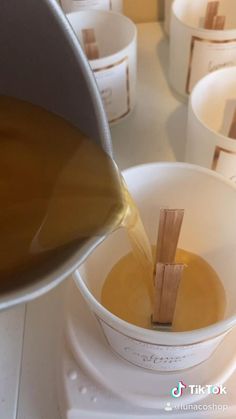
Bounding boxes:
0 22 187 419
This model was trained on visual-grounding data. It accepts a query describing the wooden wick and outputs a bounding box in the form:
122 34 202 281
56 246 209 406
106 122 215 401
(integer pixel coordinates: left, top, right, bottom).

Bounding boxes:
204 1 219 29
154 208 184 269
152 263 185 325
82 28 99 60
82 28 96 44
212 15 225 30
84 43 99 60
152 208 185 326
228 108 236 139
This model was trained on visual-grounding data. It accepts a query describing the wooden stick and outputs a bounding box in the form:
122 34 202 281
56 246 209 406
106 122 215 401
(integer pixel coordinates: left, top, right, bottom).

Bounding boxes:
212 15 226 30
155 208 184 269
82 28 96 44
204 1 219 29
228 108 236 139
84 43 99 60
152 263 185 324
82 28 99 60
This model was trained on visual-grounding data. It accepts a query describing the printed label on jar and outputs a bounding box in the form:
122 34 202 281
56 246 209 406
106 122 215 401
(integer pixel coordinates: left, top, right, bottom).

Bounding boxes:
93 57 130 123
99 319 226 371
212 146 236 182
72 0 112 10
186 36 236 94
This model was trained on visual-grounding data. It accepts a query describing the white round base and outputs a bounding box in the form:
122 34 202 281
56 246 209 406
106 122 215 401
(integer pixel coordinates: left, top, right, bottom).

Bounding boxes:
57 281 236 417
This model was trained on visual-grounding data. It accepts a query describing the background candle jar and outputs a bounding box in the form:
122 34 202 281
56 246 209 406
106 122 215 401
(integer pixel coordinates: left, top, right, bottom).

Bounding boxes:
67 10 137 124
186 66 236 181
60 0 123 14
73 162 236 372
169 0 236 100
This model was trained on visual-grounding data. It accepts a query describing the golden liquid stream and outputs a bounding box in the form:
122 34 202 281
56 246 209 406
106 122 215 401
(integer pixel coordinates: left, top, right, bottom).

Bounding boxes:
0 96 226 331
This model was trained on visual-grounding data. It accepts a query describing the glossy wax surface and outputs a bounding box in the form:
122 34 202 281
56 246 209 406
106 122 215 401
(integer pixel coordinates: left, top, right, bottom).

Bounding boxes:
102 248 226 332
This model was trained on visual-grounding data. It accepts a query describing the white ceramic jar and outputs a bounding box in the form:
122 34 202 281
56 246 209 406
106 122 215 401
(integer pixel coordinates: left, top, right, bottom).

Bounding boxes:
169 0 236 100
68 10 137 124
186 66 236 181
74 163 236 372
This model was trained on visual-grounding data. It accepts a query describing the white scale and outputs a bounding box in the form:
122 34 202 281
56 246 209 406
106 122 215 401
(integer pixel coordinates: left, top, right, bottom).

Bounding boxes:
58 281 236 418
